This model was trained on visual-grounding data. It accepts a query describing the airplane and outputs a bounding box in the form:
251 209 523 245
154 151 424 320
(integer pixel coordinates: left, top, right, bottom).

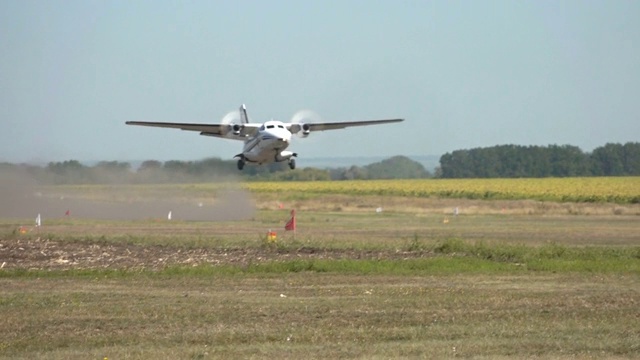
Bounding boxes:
126 104 403 170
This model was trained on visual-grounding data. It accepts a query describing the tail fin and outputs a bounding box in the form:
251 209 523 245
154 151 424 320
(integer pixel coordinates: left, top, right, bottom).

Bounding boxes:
240 104 249 124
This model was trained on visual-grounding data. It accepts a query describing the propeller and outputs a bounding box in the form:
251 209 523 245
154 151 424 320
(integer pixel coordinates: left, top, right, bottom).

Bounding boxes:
220 109 251 137
220 110 241 126
290 109 321 137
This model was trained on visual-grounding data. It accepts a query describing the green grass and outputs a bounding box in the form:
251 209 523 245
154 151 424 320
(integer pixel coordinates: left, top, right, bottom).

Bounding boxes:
2 185 639 359
1 273 638 359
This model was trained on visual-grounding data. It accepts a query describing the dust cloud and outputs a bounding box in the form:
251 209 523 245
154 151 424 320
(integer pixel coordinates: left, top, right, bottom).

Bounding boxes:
0 169 255 222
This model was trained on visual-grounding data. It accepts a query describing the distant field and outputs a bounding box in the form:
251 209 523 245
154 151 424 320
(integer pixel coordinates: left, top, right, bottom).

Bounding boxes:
1 181 639 359
243 177 640 203
45 177 640 204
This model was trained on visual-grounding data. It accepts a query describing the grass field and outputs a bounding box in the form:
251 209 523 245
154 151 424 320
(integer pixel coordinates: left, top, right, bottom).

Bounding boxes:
1 181 639 359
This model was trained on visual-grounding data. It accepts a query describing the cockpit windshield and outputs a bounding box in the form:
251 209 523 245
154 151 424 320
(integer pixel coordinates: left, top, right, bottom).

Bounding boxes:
263 122 286 130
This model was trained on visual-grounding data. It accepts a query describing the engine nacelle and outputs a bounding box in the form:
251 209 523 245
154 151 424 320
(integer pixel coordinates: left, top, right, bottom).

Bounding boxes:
298 123 311 138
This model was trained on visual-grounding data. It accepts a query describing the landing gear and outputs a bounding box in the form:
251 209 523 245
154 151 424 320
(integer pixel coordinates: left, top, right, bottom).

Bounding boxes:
237 159 245 170
289 158 296 170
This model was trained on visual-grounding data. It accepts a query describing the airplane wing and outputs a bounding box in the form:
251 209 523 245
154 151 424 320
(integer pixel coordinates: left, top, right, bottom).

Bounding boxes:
287 118 403 134
125 121 261 140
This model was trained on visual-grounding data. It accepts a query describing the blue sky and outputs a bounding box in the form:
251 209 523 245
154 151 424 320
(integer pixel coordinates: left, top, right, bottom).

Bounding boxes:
1 0 638 164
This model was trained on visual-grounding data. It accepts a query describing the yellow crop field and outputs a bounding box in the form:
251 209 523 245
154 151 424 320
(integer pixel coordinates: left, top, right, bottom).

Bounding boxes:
242 177 640 203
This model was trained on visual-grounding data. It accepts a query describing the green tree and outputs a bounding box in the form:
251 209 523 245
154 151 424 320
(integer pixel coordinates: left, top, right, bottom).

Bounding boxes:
46 160 92 184
439 144 592 178
138 160 163 172
622 142 640 175
591 143 625 176
548 145 590 177
363 155 430 179
440 150 475 178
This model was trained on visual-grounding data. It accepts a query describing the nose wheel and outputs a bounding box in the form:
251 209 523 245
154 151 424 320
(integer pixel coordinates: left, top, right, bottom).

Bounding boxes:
237 159 245 170
288 158 296 170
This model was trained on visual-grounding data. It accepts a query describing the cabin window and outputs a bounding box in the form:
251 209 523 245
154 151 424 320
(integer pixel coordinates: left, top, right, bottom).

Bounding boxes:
267 125 275 129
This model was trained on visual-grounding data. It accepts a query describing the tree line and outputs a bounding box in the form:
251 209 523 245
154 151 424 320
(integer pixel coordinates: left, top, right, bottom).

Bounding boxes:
1 142 637 184
0 155 430 184
439 142 640 178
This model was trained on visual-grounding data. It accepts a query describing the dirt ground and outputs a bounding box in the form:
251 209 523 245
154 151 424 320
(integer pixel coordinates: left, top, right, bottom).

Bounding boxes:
0 235 430 271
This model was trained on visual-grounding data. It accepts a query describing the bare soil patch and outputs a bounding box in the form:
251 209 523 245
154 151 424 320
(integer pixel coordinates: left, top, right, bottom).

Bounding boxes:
0 236 428 271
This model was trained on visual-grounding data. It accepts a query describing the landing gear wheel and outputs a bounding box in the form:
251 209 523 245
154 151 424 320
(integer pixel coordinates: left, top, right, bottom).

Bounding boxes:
289 158 296 170
237 159 245 170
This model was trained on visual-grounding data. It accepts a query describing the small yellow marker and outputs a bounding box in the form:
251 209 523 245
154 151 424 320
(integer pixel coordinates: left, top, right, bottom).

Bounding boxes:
266 230 277 243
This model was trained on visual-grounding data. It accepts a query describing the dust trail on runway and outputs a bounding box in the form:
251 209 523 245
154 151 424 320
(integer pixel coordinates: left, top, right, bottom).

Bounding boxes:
0 168 255 222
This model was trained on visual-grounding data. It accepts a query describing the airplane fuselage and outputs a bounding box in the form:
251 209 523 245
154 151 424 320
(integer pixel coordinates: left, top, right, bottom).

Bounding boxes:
237 120 297 169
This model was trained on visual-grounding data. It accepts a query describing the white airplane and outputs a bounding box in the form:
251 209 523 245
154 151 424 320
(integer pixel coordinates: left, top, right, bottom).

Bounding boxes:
126 104 403 170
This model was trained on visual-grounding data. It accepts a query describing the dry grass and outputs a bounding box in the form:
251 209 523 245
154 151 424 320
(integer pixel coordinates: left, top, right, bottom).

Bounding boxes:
255 192 640 216
1 274 638 359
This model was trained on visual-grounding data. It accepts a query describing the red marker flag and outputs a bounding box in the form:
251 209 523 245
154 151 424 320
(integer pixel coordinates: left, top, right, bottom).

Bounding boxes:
285 209 296 231
65 210 70 216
